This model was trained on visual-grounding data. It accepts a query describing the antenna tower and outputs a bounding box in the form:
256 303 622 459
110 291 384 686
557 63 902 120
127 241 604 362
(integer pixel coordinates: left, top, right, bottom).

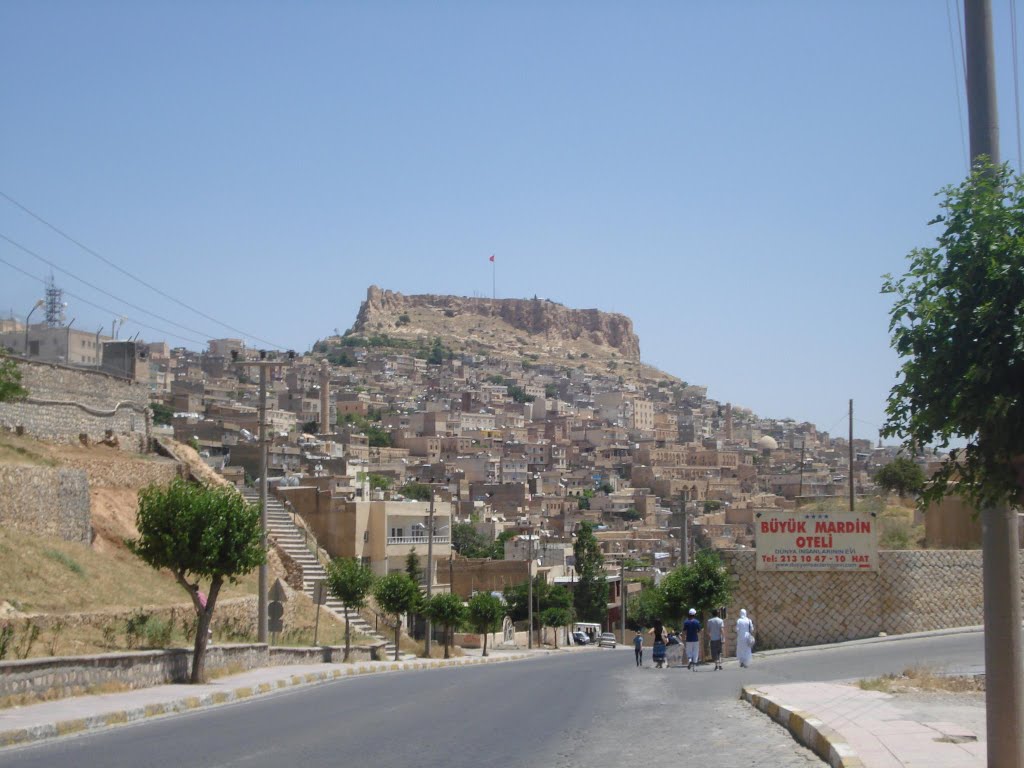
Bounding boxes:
44 274 65 327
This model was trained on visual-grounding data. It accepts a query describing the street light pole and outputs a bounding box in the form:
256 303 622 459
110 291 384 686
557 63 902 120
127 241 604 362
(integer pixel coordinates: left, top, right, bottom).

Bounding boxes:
23 299 43 356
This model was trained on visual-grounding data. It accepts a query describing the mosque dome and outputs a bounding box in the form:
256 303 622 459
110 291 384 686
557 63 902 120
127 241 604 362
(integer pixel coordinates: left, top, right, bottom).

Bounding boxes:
757 435 779 451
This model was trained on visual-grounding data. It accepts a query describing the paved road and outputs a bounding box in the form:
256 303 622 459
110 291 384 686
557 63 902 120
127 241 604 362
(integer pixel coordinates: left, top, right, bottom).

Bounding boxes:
0 632 984 768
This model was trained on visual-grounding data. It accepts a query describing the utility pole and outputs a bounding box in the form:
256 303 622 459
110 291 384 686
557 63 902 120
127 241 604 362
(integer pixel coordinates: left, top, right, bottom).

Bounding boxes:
527 528 533 650
964 2 1023 764
619 561 626 644
848 399 854 512
234 350 292 646
423 489 435 657
799 439 805 498
257 363 269 644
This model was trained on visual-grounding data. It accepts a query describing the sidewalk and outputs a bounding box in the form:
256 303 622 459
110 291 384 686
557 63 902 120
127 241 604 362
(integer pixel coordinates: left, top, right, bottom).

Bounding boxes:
0 649 533 749
743 681 985 768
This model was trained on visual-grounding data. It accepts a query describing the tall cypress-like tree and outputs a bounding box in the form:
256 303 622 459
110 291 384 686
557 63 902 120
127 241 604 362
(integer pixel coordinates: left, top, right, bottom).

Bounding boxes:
572 522 608 624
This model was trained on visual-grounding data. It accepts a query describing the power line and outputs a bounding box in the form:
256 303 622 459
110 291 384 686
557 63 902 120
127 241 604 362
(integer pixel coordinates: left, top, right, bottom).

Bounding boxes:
0 255 208 346
1 232 216 342
0 190 285 349
947 0 970 172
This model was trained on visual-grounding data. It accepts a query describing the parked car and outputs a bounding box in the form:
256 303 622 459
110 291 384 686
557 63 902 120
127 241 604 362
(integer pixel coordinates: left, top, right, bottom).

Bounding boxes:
598 632 617 648
572 631 591 645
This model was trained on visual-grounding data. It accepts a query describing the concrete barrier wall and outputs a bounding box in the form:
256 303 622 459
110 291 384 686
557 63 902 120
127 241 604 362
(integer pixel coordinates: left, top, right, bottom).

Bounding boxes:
721 549 1024 650
0 465 91 543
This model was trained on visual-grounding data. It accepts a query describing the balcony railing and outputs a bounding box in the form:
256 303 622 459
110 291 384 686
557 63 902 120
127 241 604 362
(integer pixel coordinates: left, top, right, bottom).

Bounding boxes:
387 535 450 546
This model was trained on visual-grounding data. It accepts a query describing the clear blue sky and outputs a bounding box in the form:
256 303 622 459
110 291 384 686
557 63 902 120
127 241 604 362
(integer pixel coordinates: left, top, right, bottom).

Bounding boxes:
2 2 1021 443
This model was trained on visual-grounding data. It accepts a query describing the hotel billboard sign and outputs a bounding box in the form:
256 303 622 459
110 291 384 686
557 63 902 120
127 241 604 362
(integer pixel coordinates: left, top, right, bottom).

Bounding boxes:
755 509 878 571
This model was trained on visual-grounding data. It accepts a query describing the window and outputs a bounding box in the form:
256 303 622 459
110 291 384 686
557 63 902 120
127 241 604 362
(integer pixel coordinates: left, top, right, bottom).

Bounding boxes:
390 527 403 539
363 531 369 542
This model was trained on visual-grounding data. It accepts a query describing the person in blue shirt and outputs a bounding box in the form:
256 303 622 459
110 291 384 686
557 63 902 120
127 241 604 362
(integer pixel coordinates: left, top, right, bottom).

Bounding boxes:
683 608 702 671
633 630 644 666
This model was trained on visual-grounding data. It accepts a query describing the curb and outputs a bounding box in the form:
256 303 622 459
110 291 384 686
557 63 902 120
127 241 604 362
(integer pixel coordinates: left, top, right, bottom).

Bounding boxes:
742 686 863 768
753 624 984 659
0 652 531 750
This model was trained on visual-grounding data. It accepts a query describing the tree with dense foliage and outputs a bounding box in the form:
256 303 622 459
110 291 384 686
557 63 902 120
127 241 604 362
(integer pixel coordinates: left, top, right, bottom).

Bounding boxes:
325 557 375 661
0 354 27 402
627 587 666 632
573 522 609 623
372 572 421 661
874 457 926 498
503 575 549 623
399 481 432 501
466 591 505 656
486 529 516 560
405 548 423 585
882 161 1024 510
424 592 465 658
368 473 392 491
149 402 173 426
129 480 264 683
540 605 574 648
451 522 492 558
366 425 392 448
300 420 319 434
661 550 732 656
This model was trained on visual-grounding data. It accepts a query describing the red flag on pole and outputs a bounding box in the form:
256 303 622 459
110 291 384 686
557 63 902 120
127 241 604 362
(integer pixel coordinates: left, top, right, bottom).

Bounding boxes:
489 254 495 262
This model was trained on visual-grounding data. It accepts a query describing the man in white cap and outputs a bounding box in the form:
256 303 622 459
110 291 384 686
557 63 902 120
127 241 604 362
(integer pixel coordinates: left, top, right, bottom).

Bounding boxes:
682 608 702 671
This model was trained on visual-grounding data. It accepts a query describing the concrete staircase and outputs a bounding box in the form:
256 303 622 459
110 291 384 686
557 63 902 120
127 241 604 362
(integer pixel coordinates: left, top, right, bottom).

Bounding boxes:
240 489 413 660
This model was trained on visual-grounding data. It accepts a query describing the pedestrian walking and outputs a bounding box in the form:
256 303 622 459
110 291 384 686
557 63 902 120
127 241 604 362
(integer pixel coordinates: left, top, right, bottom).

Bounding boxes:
683 608 701 670
633 630 644 667
736 608 755 668
707 609 725 670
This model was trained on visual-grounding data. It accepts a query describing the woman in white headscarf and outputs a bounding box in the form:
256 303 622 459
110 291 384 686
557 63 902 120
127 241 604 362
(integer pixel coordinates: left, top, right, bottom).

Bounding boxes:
735 609 755 668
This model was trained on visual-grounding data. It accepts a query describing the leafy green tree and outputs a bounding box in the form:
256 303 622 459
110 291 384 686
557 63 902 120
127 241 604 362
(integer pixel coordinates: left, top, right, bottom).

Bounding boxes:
451 522 492 558
399 482 432 501
424 592 466 659
616 508 643 522
366 426 392 448
488 529 516 560
129 479 264 683
466 592 505 657
882 161 1024 509
368 473 392 491
507 385 534 404
540 606 574 648
544 383 558 399
874 457 926 498
573 522 608 623
0 354 26 403
627 587 666 631
503 575 549 623
373 572 421 661
300 420 319 434
660 550 732 655
149 402 173 426
703 500 723 513
405 548 423 585
325 557 375 661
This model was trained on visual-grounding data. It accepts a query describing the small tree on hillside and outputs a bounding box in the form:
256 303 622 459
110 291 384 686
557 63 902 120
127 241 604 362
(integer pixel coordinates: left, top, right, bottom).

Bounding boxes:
425 592 466 659
874 457 926 498
325 557 375 662
0 354 27 402
373 572 420 661
129 479 264 683
466 592 505 657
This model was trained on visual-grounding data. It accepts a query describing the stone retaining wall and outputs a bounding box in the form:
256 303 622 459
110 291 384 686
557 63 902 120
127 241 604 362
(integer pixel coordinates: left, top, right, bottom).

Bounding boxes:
0 360 150 452
721 549 1024 649
0 465 90 543
0 643 385 702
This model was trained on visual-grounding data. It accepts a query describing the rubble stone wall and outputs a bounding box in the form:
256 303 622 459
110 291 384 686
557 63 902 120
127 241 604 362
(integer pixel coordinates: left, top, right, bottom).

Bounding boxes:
720 549 1024 650
0 465 91 543
0 360 150 452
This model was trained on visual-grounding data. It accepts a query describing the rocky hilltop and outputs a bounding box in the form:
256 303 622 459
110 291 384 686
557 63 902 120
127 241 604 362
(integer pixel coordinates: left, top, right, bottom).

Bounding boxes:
351 285 643 363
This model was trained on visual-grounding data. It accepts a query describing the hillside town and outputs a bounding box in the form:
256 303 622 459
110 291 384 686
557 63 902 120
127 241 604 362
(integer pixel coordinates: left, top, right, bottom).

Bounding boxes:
2 289 927 629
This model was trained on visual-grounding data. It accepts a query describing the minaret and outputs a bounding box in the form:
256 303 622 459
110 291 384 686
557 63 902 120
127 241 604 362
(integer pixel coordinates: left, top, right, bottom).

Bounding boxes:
725 403 733 441
319 360 331 434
